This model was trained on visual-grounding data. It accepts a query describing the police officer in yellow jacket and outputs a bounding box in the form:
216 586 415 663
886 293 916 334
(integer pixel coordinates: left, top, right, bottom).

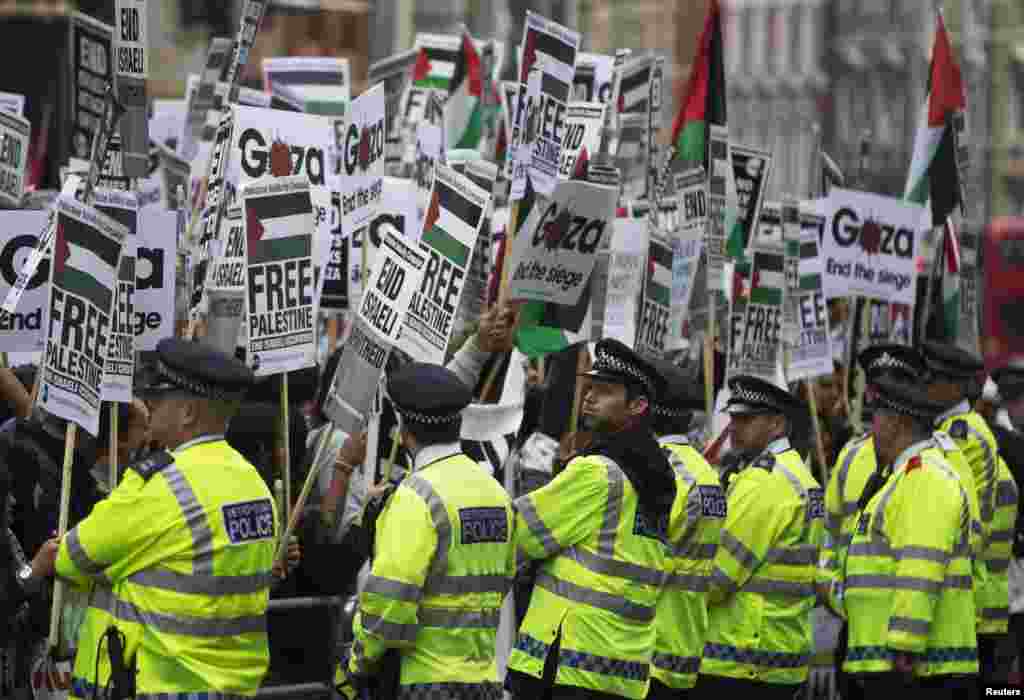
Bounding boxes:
507 339 676 700
342 362 515 700
841 375 977 696
30 338 278 699
698 375 823 700
648 360 726 700
921 341 1004 681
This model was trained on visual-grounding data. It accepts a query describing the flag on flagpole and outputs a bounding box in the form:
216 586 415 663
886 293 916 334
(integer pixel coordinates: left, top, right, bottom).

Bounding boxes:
941 218 961 338
670 0 727 167
412 45 458 91
904 9 967 227
444 31 485 150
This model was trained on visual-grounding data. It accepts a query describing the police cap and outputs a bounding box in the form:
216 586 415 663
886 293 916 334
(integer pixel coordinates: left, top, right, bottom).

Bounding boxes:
139 338 254 401
388 362 472 426
858 344 925 383
580 339 665 399
921 341 984 381
726 374 807 419
650 358 704 422
992 359 1024 402
868 374 944 421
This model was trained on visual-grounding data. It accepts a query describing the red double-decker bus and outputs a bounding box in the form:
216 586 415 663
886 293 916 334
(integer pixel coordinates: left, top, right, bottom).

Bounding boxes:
983 217 1024 371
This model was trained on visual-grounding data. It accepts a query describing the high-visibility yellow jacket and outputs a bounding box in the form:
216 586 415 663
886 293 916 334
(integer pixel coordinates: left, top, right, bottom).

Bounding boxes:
978 456 1018 634
349 444 514 694
819 434 875 595
843 441 978 677
652 436 726 690
937 404 999 544
702 437 824 686
56 435 277 699
509 449 673 699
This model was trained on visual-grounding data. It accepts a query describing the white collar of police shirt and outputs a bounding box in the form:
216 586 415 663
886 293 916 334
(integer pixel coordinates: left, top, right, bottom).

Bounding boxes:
172 433 227 455
414 442 463 472
892 438 933 474
934 399 970 427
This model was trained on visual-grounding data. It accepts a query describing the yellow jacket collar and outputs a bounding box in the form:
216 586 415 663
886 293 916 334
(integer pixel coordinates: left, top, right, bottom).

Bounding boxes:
414 442 462 471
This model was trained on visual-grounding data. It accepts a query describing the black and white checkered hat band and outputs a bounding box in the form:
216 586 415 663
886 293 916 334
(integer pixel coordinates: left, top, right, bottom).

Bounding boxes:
593 351 655 395
395 405 462 425
870 352 915 376
155 360 244 401
872 394 933 419
731 386 775 408
653 404 692 419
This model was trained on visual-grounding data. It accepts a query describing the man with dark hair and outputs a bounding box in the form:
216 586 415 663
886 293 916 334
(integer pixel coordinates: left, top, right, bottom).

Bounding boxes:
921 340 1005 683
507 338 676 700
648 360 725 700
841 376 977 696
342 362 514 700
697 374 823 700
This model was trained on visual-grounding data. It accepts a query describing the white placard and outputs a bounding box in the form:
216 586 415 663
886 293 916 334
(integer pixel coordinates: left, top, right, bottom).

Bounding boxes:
0 110 30 208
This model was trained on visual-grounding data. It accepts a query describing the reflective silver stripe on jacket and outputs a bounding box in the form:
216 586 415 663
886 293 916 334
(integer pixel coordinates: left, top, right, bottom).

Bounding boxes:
514 494 559 557
764 545 818 566
981 607 1010 621
591 456 625 559
987 558 1010 574
720 531 759 570
662 446 701 553
837 437 870 518
964 423 997 524
161 463 215 576
845 573 971 592
127 568 273 596
428 574 511 596
668 573 709 592
567 546 665 587
888 616 930 636
90 586 265 638
404 476 453 586
847 541 950 564
534 571 654 622
417 607 501 629
651 652 700 675
65 527 111 585
361 612 418 643
997 479 1018 508
364 575 423 602
742 577 814 597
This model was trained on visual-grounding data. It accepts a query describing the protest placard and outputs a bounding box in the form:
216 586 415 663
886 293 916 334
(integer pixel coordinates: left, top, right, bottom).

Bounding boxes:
207 204 244 292
706 125 730 292
399 164 491 364
114 0 151 178
135 207 177 351
670 167 707 344
0 110 30 209
0 92 25 116
737 249 785 381
614 114 648 202
558 102 605 180
368 177 418 273
508 178 616 306
782 198 800 340
319 191 350 310
725 260 751 381
229 105 334 189
262 57 350 117
732 143 772 253
189 109 234 318
819 188 924 307
414 122 442 226
322 317 388 435
70 13 114 161
339 83 386 246
40 198 126 437
359 228 426 344
182 38 232 161
369 48 417 174
636 234 673 358
573 52 614 103
508 12 580 199
0 211 49 351
452 159 497 347
787 206 833 382
309 185 335 310
93 189 137 403
602 218 647 347
242 176 317 376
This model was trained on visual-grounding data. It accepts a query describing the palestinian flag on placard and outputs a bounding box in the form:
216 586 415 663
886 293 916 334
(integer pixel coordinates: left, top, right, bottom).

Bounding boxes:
245 190 313 265
53 214 122 313
904 9 966 228
617 58 652 115
799 240 822 291
412 44 459 91
749 251 784 306
444 32 485 150
646 239 672 307
671 0 727 167
513 181 591 358
520 21 577 86
421 177 481 269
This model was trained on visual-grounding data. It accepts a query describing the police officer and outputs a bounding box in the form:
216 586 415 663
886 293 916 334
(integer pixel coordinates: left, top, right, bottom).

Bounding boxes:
697 375 823 700
820 345 927 699
648 360 725 700
507 338 676 700
30 338 278 699
921 341 1005 680
342 362 514 700
841 375 977 696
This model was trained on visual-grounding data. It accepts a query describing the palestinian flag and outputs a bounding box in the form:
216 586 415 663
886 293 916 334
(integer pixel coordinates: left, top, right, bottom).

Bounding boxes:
749 251 784 306
412 44 459 91
646 239 672 307
421 178 481 270
940 218 961 338
617 58 652 115
670 0 727 167
513 182 591 358
444 32 485 150
53 215 122 313
799 240 822 291
245 190 313 265
904 10 967 227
